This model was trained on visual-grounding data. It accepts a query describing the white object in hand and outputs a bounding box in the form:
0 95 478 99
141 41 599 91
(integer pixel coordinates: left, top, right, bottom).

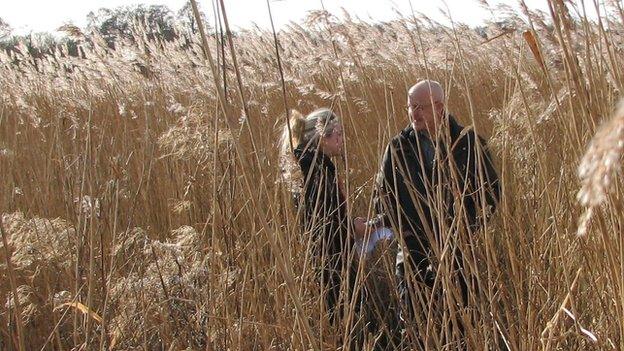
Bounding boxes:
355 227 394 256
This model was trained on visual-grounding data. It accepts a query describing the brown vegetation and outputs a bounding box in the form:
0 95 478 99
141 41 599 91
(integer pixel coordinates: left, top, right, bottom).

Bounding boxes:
1 0 624 349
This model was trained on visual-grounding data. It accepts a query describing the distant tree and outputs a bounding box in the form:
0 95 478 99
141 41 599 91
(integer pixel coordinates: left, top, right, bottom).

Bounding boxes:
10 32 58 58
0 31 58 71
0 17 12 40
56 24 84 58
87 5 176 47
57 36 81 58
176 0 211 35
177 1 197 34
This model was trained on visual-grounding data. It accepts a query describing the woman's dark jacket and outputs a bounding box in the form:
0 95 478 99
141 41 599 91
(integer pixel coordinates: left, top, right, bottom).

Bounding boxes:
293 146 355 319
294 146 351 264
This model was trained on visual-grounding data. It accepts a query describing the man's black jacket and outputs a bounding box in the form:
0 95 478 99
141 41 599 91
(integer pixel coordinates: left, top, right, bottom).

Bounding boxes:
375 115 500 284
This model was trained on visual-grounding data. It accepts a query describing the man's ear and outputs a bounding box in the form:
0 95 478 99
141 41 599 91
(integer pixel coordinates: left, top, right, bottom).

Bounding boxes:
435 101 445 117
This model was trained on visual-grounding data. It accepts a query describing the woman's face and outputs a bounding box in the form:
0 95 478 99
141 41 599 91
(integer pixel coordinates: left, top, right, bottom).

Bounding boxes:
320 124 343 157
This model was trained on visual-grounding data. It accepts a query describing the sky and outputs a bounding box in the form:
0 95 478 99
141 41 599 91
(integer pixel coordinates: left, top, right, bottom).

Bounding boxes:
0 0 556 35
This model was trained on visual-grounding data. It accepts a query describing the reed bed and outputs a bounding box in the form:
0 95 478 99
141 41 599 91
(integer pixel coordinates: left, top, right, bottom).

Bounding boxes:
1 1 623 349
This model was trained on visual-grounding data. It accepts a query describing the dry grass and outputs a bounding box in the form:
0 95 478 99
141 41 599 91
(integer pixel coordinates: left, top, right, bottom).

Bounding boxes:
1 1 624 349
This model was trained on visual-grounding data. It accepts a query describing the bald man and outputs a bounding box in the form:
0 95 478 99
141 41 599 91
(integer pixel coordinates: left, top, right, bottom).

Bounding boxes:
374 80 500 347
408 80 446 134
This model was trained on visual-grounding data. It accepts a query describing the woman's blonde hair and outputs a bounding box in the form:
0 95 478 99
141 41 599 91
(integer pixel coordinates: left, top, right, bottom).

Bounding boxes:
278 108 341 193
280 108 340 154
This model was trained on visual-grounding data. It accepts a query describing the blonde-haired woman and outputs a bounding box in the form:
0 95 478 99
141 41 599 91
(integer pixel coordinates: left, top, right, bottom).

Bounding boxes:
279 108 367 323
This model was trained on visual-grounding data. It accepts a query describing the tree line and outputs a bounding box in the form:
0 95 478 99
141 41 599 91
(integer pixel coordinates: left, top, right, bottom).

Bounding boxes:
0 2 212 58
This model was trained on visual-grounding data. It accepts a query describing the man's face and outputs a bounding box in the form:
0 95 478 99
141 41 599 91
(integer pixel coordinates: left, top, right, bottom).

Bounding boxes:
408 96 439 132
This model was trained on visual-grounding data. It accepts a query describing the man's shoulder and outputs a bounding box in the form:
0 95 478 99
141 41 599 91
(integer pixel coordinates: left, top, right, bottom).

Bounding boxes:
448 118 493 163
388 125 414 148
449 115 486 146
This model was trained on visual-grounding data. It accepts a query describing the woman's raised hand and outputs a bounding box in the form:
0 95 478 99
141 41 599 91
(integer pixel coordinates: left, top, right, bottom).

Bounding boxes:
353 217 369 240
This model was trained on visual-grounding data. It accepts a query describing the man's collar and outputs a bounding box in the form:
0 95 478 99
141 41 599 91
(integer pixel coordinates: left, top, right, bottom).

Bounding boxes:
402 114 461 142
